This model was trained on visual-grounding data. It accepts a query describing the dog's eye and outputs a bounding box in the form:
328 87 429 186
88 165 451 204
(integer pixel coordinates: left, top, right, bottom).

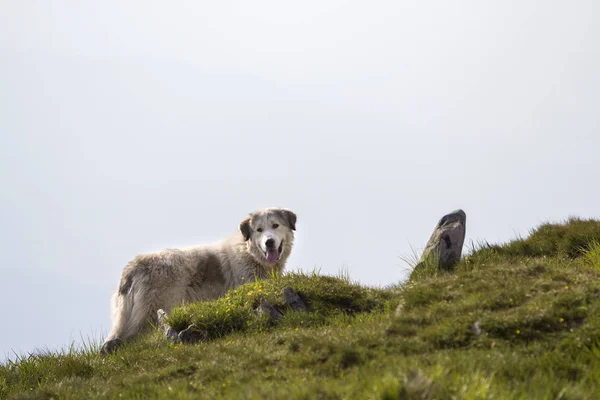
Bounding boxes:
256 228 263 232
272 224 279 229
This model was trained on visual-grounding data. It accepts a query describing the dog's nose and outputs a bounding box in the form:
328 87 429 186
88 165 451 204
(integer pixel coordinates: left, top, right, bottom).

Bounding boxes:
265 238 276 249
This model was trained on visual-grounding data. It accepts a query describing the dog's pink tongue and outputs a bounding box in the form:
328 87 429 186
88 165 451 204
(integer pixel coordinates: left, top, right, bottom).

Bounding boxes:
266 249 279 264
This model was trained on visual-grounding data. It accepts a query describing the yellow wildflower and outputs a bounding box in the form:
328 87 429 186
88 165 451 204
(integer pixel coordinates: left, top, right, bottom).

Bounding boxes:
516 330 521 335
559 317 564 322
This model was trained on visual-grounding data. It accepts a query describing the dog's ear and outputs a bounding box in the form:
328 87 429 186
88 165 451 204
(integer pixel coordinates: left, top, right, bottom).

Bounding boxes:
239 216 252 241
279 209 297 231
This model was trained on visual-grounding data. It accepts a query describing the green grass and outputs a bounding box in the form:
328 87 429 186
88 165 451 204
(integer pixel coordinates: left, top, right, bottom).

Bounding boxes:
467 216 600 260
3 218 600 399
166 271 397 339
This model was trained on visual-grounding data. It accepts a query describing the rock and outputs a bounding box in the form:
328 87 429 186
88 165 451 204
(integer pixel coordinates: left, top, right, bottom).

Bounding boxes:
178 324 207 343
99 338 123 356
157 309 168 330
282 287 307 311
403 369 439 399
157 309 180 343
418 209 466 271
255 299 284 321
395 299 405 317
472 321 482 336
165 327 180 342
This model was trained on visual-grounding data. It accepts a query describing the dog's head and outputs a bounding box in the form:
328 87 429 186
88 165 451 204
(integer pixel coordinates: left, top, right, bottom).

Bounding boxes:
239 208 297 266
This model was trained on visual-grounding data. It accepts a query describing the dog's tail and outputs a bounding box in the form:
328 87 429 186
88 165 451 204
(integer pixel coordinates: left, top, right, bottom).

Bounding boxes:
104 282 150 343
104 290 130 342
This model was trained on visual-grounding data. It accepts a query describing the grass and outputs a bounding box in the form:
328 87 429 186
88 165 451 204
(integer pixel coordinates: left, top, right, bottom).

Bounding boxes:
3 217 600 399
165 271 398 339
467 216 600 260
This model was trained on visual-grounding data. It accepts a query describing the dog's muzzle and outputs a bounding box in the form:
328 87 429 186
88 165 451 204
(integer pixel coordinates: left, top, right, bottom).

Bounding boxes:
265 239 283 264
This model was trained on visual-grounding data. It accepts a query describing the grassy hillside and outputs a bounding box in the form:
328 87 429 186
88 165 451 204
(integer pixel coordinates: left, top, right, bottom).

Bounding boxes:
2 218 600 399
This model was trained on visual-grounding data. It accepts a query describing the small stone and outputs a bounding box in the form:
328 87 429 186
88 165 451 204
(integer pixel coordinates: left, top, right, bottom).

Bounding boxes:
157 309 180 343
282 287 307 311
418 209 467 272
255 299 284 321
395 303 403 317
157 309 168 328
178 324 207 343
165 327 180 343
99 338 123 356
472 321 482 336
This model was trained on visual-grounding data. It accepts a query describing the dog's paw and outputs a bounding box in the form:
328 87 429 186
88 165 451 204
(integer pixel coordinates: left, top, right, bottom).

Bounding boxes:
100 338 124 356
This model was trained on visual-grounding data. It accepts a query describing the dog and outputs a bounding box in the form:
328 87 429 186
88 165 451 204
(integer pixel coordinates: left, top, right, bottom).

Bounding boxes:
100 207 297 354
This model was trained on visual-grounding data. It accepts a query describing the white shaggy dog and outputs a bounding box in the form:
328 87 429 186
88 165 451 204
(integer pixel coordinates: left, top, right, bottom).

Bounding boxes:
101 207 297 354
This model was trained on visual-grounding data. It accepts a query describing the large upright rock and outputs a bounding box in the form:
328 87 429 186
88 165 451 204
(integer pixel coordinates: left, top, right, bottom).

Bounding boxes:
418 209 466 271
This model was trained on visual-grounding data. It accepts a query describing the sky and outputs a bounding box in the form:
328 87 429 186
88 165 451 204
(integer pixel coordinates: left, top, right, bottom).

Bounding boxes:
0 1 598 361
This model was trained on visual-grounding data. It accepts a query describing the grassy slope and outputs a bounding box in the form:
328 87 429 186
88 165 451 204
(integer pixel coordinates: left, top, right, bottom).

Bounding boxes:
3 218 600 399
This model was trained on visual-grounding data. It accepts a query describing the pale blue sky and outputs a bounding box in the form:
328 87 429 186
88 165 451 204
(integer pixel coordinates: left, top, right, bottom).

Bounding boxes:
1 1 598 361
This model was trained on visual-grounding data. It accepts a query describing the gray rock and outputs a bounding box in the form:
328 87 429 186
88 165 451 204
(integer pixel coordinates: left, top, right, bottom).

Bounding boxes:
157 309 180 343
282 287 307 311
255 299 284 321
472 321 482 336
157 309 168 329
178 324 207 343
395 299 405 317
418 209 466 271
165 327 180 343
99 338 123 356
